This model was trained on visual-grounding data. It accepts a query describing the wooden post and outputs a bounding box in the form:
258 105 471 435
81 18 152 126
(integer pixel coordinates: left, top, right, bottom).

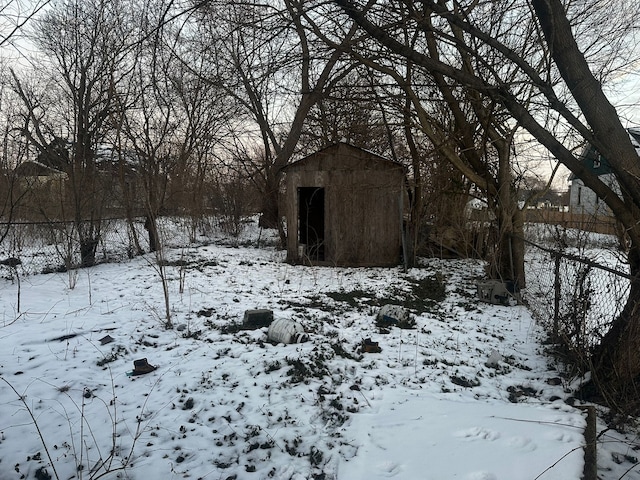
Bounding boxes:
579 405 598 480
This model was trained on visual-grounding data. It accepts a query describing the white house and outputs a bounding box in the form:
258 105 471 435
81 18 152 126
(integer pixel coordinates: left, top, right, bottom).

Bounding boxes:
568 128 640 216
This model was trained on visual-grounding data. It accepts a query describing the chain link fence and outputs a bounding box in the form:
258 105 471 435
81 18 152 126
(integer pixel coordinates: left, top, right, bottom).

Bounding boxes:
0 219 144 276
4 217 631 357
0 216 242 278
523 225 630 357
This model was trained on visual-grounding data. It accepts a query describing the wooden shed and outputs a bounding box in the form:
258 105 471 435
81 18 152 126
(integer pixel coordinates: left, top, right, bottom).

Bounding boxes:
282 142 406 267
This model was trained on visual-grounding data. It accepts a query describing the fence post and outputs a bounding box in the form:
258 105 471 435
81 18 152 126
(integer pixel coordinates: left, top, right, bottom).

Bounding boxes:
578 405 598 480
554 252 561 339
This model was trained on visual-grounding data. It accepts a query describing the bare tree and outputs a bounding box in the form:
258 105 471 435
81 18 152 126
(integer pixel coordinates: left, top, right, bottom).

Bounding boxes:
12 0 137 267
0 0 51 246
335 0 640 413
0 74 30 243
192 0 358 243
307 2 527 282
0 0 50 48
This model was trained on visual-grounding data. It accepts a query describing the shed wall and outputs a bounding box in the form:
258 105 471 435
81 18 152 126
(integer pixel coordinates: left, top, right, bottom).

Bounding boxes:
284 145 404 267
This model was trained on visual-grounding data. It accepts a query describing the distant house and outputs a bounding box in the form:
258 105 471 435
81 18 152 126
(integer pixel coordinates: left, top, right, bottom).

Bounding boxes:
14 139 140 217
282 142 406 267
14 137 70 181
568 128 640 216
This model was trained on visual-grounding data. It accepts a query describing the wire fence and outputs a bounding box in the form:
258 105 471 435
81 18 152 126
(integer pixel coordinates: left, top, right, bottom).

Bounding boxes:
523 226 631 353
0 216 254 278
2 216 632 356
1 219 131 276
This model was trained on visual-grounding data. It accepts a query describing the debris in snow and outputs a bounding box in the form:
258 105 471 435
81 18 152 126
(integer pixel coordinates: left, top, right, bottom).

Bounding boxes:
0 257 21 267
131 358 157 375
267 318 308 344
361 338 382 353
376 304 414 329
99 334 114 345
243 309 274 329
476 280 517 306
507 385 538 403
485 349 503 368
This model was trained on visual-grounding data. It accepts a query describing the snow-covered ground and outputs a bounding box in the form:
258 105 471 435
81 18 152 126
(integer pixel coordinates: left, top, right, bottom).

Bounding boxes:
0 221 638 480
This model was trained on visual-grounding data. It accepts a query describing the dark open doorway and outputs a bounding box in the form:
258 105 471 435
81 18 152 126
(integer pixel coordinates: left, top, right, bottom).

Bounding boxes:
298 187 325 261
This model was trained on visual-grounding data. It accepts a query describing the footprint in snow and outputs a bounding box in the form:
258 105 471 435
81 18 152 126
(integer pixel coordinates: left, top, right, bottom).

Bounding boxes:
548 431 576 443
454 426 500 441
465 471 498 480
506 435 537 451
375 460 402 477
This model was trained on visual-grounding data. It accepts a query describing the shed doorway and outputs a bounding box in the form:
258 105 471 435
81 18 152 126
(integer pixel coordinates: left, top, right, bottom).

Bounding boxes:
298 187 325 261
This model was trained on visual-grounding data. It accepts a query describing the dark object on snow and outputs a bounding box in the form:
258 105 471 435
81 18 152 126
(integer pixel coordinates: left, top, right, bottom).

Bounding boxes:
34 466 51 480
99 335 114 345
0 257 21 268
507 385 538 403
375 304 414 329
132 358 156 375
52 333 78 342
476 280 518 306
361 338 382 353
267 318 308 344
243 309 274 329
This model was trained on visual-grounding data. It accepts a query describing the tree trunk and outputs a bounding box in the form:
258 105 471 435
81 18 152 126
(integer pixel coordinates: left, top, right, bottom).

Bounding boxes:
511 208 526 290
79 237 98 268
531 0 640 414
77 218 99 268
145 215 160 253
403 93 423 269
588 247 640 413
488 137 526 290
258 184 279 229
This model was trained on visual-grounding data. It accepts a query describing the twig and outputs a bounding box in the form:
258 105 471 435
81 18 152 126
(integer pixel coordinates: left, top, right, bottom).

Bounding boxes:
532 445 583 480
0 376 61 480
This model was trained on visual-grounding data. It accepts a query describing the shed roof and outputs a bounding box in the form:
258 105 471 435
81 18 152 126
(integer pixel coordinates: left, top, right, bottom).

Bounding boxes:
282 142 404 173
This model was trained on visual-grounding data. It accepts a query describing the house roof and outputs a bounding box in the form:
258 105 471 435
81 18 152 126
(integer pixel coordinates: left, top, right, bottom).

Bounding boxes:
568 128 640 180
629 127 640 147
14 160 64 177
16 140 140 177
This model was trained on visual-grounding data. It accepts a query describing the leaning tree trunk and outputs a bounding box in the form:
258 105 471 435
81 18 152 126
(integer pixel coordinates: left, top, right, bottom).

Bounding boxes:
531 0 640 415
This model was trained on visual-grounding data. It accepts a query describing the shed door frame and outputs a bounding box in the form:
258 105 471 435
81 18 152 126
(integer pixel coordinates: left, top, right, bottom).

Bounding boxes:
298 187 325 261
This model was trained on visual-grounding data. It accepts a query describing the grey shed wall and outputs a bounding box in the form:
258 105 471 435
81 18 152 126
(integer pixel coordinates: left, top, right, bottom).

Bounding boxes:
283 143 405 267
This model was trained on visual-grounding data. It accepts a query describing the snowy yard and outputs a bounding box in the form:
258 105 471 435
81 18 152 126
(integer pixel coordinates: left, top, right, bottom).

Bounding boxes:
0 223 638 479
